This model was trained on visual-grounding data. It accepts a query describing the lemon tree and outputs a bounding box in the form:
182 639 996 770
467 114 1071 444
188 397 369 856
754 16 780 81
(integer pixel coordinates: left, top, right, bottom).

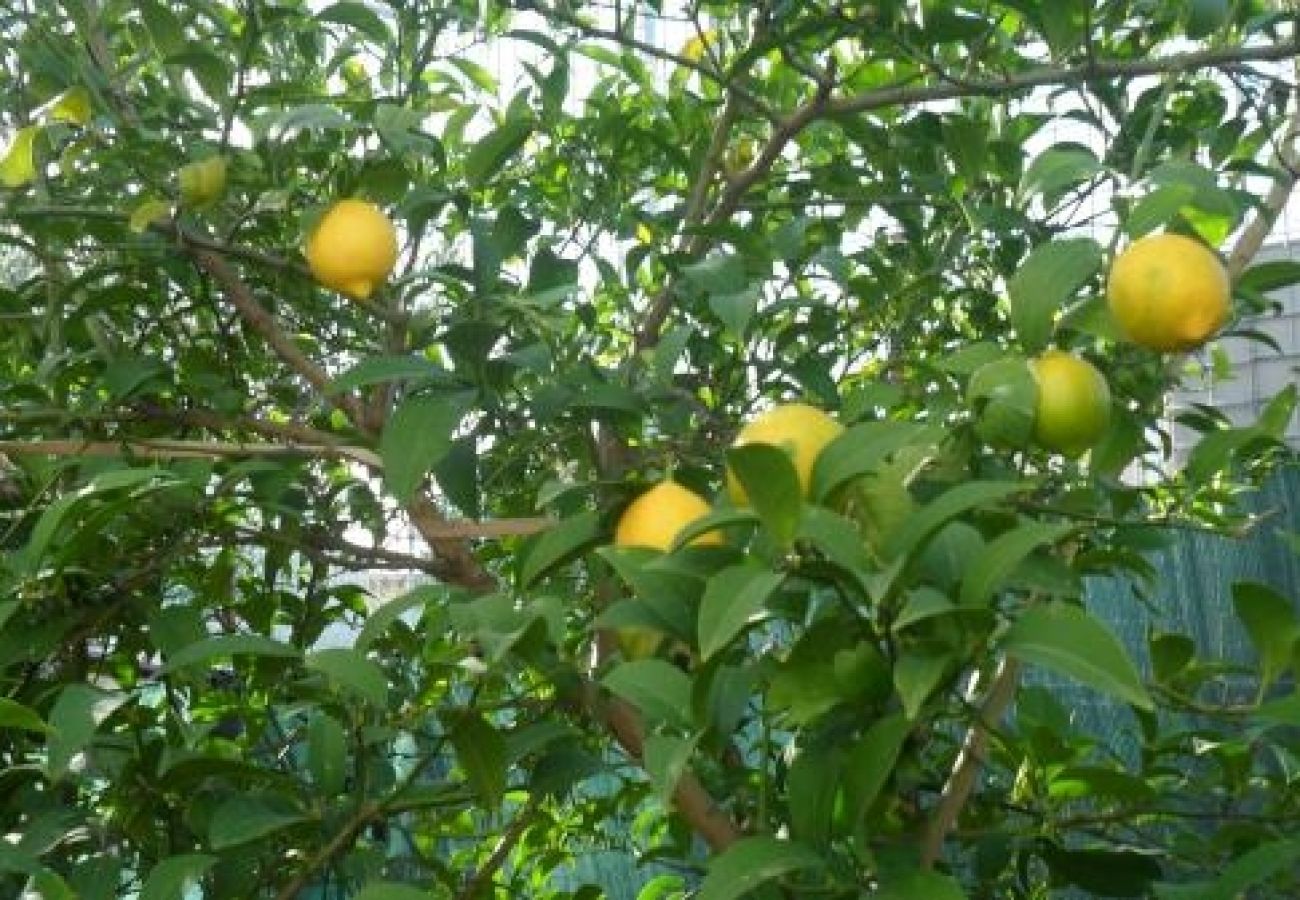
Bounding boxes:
1 2 1299 899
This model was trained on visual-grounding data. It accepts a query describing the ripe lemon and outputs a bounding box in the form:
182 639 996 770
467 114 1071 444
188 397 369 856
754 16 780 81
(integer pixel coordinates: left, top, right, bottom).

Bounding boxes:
726 403 844 504
1029 350 1111 456
1106 232 1230 352
614 480 722 551
305 199 399 300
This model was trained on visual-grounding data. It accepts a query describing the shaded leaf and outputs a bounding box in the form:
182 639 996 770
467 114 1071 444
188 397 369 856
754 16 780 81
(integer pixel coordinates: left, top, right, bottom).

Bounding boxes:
698 562 783 660
380 392 470 502
306 648 389 708
208 796 307 850
139 855 217 900
1009 238 1103 354
602 659 692 729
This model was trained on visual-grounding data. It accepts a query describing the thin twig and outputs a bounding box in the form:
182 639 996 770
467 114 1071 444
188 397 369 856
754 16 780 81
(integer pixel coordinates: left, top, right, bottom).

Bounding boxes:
920 656 1022 868
0 438 381 467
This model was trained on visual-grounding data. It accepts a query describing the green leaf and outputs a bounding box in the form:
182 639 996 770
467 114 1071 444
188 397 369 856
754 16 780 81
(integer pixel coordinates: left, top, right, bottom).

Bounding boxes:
709 284 761 337
354 885 434 900
811 421 939 501
697 837 824 900
959 522 1075 607
1186 0 1229 37
160 634 300 674
1042 843 1163 896
520 509 604 587
681 253 746 294
1124 183 1197 237
725 443 802 547
967 357 1038 449
0 697 49 734
698 562 783 660
894 647 954 720
1009 238 1103 354
884 480 1031 562
208 796 307 850
1154 837 1300 899
1002 602 1153 710
643 733 699 807
443 710 508 808
843 713 910 826
1 124 40 187
306 648 389 708
875 869 968 900
46 685 127 779
380 392 469 502
1231 581 1299 689
602 659 693 729
357 584 446 652
326 355 452 394
465 116 534 186
318 1 391 43
1238 259 1300 293
1019 145 1101 204
786 743 843 847
138 855 217 900
307 712 348 795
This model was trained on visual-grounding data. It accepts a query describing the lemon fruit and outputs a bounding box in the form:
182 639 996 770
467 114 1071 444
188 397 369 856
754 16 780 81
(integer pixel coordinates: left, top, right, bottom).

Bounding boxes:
177 156 227 208
1029 350 1112 456
613 480 722 551
1106 232 1230 352
615 628 665 661
726 403 843 505
305 199 399 300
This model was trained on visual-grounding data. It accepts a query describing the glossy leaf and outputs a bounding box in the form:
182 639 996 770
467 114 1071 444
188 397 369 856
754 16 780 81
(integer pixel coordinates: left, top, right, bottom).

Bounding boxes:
697 837 824 900
1003 602 1153 711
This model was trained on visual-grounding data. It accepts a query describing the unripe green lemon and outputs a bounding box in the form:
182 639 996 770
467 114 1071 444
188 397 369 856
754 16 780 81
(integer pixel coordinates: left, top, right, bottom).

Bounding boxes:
1029 350 1112 456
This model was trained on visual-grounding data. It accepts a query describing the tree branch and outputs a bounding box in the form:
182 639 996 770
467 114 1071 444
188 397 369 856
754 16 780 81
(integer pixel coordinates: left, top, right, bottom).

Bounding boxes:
272 801 382 900
186 245 376 431
588 684 742 852
920 656 1022 869
1229 76 1300 278
0 438 380 466
455 798 539 900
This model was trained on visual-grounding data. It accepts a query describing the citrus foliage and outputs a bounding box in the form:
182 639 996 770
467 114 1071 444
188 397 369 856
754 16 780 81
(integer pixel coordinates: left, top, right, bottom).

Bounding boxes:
1 2 1299 898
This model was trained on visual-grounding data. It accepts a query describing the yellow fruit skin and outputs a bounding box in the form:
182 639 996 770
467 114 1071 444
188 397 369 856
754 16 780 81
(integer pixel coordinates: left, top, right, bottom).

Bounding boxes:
305 199 399 300
1107 233 1230 352
1029 351 1112 456
726 403 844 505
613 481 722 551
615 627 664 660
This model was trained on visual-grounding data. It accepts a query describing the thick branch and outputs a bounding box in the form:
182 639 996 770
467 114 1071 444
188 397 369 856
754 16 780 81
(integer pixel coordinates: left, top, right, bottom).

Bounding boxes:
593 686 741 851
920 656 1022 868
1229 86 1300 278
187 246 375 430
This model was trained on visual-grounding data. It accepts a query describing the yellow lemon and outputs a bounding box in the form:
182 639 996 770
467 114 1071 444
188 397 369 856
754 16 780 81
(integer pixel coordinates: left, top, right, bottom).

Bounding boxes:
305 199 399 300
1029 350 1112 456
726 403 844 504
1106 232 1230 352
614 480 722 551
